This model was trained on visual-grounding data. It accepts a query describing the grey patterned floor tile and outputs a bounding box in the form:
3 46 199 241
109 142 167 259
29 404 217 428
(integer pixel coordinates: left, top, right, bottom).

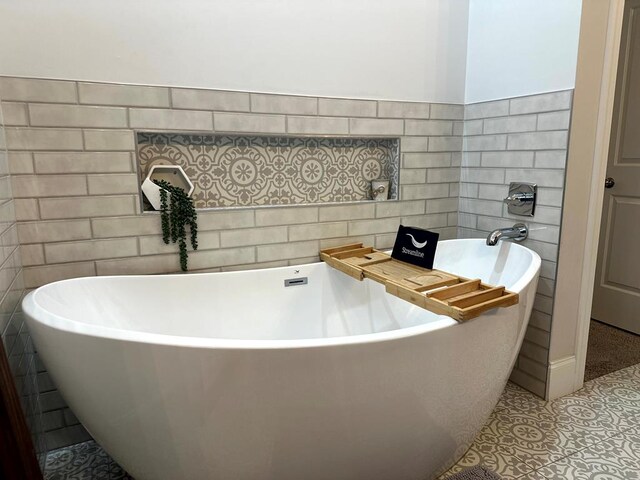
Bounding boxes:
524 425 640 480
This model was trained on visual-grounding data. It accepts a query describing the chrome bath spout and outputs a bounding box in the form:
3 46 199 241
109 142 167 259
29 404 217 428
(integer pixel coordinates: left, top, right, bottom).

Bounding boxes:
486 223 528 246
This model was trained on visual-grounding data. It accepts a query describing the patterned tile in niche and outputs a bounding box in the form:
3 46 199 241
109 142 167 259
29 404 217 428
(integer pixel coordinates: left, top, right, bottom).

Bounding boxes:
137 133 399 208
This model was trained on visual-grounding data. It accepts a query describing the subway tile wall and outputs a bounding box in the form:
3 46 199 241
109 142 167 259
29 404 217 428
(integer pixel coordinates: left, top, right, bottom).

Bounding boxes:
459 90 572 397
0 75 573 449
0 75 462 448
0 96 47 464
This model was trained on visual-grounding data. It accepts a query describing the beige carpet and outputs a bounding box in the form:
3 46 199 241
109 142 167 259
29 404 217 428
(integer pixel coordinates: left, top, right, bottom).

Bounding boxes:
584 319 640 381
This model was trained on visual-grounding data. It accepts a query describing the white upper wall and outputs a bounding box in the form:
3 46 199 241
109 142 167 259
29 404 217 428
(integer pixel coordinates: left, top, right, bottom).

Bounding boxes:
0 0 470 104
465 0 582 104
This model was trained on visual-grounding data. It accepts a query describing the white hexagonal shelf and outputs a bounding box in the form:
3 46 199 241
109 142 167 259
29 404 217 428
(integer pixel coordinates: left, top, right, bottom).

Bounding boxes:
141 165 195 211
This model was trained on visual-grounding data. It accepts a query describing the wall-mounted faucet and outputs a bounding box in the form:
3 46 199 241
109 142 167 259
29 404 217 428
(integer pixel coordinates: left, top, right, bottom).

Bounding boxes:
486 223 528 246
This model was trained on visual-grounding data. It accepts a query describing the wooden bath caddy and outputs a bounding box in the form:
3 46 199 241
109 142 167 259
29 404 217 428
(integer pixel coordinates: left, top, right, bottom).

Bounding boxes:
320 243 518 322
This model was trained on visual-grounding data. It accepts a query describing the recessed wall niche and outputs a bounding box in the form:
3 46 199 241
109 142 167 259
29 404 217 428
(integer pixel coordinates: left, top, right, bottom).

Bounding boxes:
136 133 399 210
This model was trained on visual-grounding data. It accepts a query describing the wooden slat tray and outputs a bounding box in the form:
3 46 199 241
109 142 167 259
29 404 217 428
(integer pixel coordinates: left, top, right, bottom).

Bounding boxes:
320 243 518 322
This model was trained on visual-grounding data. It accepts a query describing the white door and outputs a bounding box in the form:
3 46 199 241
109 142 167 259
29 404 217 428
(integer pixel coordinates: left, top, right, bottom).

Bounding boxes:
592 0 640 334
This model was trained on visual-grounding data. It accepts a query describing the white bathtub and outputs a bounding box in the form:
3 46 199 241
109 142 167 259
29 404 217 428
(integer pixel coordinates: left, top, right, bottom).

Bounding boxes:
24 239 540 480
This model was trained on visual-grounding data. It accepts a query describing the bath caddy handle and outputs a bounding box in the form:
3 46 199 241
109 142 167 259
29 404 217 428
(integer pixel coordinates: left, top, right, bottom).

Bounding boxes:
320 243 518 322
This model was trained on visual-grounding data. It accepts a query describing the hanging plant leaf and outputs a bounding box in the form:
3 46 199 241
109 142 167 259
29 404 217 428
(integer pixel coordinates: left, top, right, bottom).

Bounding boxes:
153 179 198 271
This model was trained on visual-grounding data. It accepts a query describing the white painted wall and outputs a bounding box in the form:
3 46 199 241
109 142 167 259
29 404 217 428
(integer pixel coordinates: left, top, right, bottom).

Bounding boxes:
465 0 583 103
0 0 469 103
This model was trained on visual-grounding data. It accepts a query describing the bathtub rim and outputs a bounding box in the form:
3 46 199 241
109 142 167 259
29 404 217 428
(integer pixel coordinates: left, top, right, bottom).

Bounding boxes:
22 239 541 350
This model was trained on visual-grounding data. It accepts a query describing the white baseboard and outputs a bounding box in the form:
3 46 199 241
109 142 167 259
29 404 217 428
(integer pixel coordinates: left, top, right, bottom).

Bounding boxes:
546 356 580 400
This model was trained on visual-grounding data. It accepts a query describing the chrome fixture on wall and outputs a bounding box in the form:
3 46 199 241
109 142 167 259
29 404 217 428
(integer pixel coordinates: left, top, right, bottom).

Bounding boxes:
486 223 528 246
503 182 537 216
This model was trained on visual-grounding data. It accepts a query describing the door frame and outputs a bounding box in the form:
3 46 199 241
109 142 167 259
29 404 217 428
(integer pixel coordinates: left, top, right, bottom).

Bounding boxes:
546 0 626 400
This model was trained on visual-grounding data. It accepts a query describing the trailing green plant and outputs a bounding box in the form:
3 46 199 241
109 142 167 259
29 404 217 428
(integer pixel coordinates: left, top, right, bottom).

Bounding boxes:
154 179 198 271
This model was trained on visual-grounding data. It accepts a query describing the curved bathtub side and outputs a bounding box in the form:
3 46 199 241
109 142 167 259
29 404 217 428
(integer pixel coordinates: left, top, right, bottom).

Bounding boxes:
24 272 538 480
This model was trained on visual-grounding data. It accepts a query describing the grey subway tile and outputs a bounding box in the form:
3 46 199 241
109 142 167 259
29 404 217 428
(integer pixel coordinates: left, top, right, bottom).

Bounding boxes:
78 83 170 107
256 207 318 226
349 118 403 135
405 120 453 136
483 114 537 134
130 108 213 130
287 116 349 135
481 151 534 168
45 238 138 263
509 90 572 115
251 94 317 115
288 222 348 241
220 226 287 247
318 98 376 117
83 130 135 151
378 101 429 119
18 220 92 244
12 175 87 198
318 203 376 222
464 134 507 151
507 131 568 150
5 128 84 151
535 150 568 169
1 102 28 126
430 104 464 120
214 112 285 133
465 100 509 120
34 152 131 173
537 110 571 131
428 136 463 152
87 174 139 194
39 195 135 219
171 88 250 111
403 153 450 168
0 77 76 103
29 104 127 128
375 200 424 218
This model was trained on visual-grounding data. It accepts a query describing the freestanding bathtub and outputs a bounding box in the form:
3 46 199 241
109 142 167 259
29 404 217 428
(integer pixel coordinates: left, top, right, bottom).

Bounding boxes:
24 239 540 480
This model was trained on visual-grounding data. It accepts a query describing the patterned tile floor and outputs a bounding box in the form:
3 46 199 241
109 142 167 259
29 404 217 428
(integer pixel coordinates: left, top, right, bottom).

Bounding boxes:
44 363 640 480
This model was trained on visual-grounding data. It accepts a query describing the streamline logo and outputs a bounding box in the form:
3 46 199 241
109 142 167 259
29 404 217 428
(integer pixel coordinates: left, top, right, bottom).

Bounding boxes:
392 225 439 269
406 233 427 249
402 233 427 258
